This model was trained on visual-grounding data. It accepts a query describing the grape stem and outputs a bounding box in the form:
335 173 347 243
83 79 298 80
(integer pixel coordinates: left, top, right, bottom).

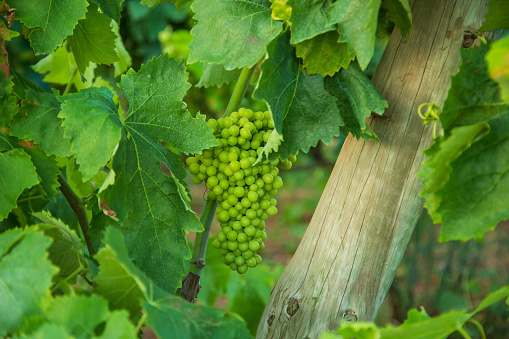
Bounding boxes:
179 63 258 303
57 174 95 256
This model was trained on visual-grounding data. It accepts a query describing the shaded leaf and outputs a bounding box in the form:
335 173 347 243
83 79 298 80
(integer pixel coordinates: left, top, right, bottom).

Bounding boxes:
143 298 251 339
296 31 354 76
92 0 126 23
196 63 242 88
480 0 509 31
288 0 335 44
383 0 412 36
324 62 387 140
69 2 119 74
328 0 381 70
11 90 72 157
253 31 341 160
24 147 61 202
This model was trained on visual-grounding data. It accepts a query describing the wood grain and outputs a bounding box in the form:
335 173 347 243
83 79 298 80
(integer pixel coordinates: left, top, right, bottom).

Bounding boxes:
257 1 497 338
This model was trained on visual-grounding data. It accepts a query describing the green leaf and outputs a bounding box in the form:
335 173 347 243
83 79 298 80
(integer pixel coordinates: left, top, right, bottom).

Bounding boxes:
140 0 172 7
441 44 504 132
253 31 341 160
337 322 379 339
199 238 233 306
46 294 135 339
437 111 509 241
229 284 266 337
383 0 412 37
486 35 509 104
143 298 252 339
420 44 509 241
0 229 57 337
92 0 125 23
119 55 217 155
188 0 283 69
10 68 45 101
470 285 509 316
0 76 18 126
20 323 69 339
32 211 83 277
11 0 88 55
0 148 40 220
418 123 490 221
59 87 122 181
11 90 72 157
69 2 119 74
480 0 509 31
296 31 354 76
95 310 136 339
104 55 216 291
31 46 96 90
328 0 381 70
270 0 292 21
379 309 466 338
288 0 335 44
324 62 387 141
24 147 61 202
196 63 242 88
94 227 152 318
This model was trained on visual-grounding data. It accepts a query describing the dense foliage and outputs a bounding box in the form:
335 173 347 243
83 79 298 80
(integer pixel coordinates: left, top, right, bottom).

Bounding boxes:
0 0 508 338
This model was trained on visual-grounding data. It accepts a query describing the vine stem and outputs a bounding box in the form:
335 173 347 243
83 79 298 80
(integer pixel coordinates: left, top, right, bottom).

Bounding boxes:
63 67 77 96
179 64 257 303
57 175 95 256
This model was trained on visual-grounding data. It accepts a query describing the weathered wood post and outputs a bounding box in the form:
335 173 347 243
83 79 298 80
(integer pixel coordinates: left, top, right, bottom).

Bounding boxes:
257 1 496 338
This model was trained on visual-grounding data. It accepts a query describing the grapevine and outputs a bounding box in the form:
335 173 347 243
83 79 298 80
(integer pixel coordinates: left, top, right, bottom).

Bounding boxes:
186 108 296 273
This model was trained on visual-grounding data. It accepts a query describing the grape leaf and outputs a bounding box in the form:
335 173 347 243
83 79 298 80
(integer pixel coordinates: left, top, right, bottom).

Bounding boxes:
188 0 283 70
69 2 119 74
486 35 509 104
383 0 412 37
419 44 509 241
11 90 72 157
11 0 88 55
328 0 381 70
296 30 354 76
418 123 490 219
119 56 216 155
92 0 125 23
0 148 40 220
337 323 379 339
105 55 215 291
59 87 122 181
24 147 61 202
19 323 69 339
480 0 509 31
32 211 83 277
196 63 242 88
94 227 153 318
0 229 57 337
0 76 18 126
31 46 97 90
288 0 335 44
199 238 234 306
230 284 266 336
436 111 509 241
143 298 252 339
253 31 341 160
46 294 135 339
440 44 503 132
10 68 45 102
324 62 387 141
95 310 136 339
140 0 171 7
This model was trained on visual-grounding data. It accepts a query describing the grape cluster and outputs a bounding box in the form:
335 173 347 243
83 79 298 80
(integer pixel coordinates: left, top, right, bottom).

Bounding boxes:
186 108 296 274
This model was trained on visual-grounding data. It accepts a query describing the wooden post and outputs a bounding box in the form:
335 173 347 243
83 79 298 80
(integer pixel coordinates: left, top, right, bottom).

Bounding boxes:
257 1 497 338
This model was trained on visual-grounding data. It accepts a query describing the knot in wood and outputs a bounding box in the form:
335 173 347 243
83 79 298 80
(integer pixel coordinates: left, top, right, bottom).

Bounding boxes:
286 298 300 316
267 314 275 328
342 310 357 323
462 31 477 49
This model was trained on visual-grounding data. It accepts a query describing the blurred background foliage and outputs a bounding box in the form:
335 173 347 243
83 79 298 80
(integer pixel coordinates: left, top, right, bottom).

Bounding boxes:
5 1 508 338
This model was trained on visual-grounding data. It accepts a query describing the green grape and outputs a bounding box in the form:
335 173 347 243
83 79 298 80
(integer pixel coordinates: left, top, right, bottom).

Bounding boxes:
186 111 295 273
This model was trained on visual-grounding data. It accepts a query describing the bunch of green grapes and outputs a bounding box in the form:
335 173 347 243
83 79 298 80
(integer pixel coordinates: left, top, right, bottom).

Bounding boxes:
186 108 296 274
